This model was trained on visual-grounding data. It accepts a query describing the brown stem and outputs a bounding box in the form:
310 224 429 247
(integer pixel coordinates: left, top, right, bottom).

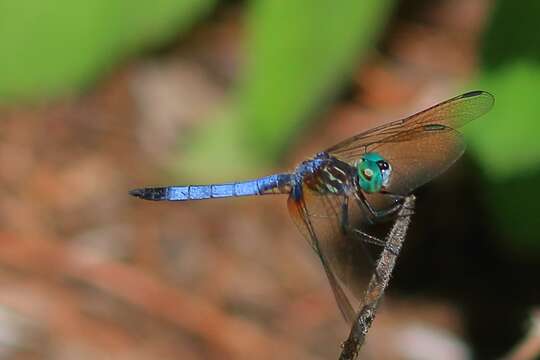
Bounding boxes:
339 195 415 360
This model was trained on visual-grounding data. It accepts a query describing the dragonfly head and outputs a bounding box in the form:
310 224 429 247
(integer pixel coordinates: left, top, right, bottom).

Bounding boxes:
357 152 392 193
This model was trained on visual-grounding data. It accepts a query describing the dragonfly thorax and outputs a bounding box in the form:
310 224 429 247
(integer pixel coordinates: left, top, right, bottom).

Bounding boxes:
295 154 356 195
357 152 392 193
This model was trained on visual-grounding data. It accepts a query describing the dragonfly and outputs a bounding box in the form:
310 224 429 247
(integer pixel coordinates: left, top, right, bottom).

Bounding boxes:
130 90 494 323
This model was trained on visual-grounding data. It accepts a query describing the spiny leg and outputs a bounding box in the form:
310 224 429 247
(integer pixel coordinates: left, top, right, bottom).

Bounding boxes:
339 196 389 248
350 229 400 257
338 197 399 285
355 191 404 220
380 190 416 217
340 196 379 247
352 192 408 256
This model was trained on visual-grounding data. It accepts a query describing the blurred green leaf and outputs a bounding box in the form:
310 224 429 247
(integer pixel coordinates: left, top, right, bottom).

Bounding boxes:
469 0 540 179
468 0 540 251
480 0 540 71
0 0 216 102
469 64 540 251
180 0 394 179
467 63 540 180
239 0 393 161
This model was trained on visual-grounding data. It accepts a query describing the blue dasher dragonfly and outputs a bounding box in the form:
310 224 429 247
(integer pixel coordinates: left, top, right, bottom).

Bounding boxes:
130 91 494 323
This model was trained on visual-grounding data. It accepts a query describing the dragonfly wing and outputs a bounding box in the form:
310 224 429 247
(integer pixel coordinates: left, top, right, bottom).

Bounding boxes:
339 124 465 216
372 124 465 195
326 90 493 161
324 92 492 214
283 92 493 321
403 90 494 129
288 185 384 324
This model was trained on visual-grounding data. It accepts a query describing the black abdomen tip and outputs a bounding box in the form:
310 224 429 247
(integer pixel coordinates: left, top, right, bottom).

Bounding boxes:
129 187 167 201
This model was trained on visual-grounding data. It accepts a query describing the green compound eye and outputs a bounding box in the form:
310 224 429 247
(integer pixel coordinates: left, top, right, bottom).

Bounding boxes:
357 152 392 193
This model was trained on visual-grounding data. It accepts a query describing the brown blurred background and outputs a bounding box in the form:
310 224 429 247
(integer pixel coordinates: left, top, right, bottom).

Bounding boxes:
0 0 539 359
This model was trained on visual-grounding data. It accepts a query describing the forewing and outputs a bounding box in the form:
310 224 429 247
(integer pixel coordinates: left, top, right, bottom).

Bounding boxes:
358 125 465 214
399 90 493 129
286 91 493 322
326 90 493 162
372 125 465 195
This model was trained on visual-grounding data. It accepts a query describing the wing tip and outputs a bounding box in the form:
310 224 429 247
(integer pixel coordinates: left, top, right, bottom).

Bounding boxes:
460 90 495 105
461 90 486 98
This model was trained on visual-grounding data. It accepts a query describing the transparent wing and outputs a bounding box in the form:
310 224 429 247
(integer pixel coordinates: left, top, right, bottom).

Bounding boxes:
326 91 493 162
362 125 466 213
374 125 465 194
285 92 494 323
325 91 492 212
288 186 385 324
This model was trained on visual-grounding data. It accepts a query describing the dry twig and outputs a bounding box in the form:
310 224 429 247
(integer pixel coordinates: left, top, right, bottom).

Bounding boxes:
339 195 415 360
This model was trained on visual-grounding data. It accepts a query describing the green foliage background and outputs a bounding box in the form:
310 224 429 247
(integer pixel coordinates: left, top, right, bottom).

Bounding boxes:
0 0 216 100
466 0 540 250
177 0 393 179
1 0 539 251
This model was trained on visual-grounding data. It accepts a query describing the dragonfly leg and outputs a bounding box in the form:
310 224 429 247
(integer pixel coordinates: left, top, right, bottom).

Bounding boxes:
339 196 350 235
352 192 409 253
350 229 400 256
340 200 385 247
340 197 379 244
350 229 385 247
379 190 407 200
380 191 416 216
339 198 399 267
355 191 404 220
